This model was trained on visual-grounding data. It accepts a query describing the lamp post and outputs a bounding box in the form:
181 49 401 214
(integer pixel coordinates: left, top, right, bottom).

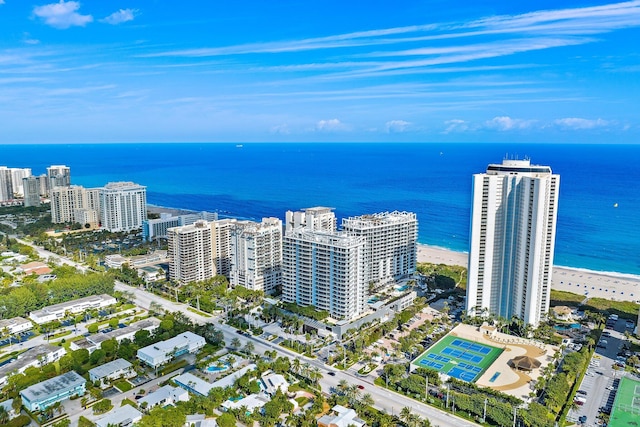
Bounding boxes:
483 398 488 423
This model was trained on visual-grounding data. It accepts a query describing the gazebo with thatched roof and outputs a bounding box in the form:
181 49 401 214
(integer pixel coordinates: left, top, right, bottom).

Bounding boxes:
510 355 541 371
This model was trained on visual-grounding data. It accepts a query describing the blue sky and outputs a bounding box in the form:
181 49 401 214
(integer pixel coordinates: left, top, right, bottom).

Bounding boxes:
1 0 639 143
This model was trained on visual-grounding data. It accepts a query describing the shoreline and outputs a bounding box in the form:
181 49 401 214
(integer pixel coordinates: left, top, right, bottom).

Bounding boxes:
417 243 640 302
146 204 640 301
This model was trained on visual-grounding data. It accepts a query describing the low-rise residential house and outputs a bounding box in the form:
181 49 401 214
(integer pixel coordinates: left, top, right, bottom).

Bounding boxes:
261 372 289 395
221 394 269 412
95 404 143 427
28 294 117 324
137 266 165 283
173 372 215 397
317 405 366 427
185 414 219 427
20 371 86 412
0 344 66 386
0 399 18 421
0 317 32 334
70 317 161 353
89 359 135 387
137 331 205 368
18 261 52 276
138 385 188 410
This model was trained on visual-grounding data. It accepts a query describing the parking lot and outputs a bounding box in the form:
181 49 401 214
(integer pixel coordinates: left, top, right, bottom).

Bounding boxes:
568 316 636 426
0 330 34 347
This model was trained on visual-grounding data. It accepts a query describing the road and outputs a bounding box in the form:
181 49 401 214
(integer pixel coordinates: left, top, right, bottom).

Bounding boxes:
116 281 478 427
15 239 479 427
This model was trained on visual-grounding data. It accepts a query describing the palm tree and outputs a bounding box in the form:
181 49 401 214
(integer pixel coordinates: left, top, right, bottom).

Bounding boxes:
0 407 10 425
359 393 374 409
309 367 322 387
230 337 241 350
300 363 311 380
291 358 301 375
244 341 255 355
337 379 349 394
400 406 413 425
346 384 361 405
408 413 425 427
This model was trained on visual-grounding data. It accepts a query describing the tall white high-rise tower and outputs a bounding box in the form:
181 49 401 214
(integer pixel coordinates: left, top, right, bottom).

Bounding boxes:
466 159 560 326
99 182 147 232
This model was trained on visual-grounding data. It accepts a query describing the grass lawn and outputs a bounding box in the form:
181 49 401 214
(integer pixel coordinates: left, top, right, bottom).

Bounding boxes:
550 289 585 305
550 289 639 320
187 307 212 317
584 298 639 320
49 330 72 340
114 379 133 392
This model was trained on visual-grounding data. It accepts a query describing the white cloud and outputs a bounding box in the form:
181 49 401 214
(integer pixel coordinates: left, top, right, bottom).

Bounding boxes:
316 118 347 132
270 124 290 135
33 1 93 29
0 1 5 6
443 119 470 133
385 120 411 133
101 8 136 25
484 116 536 131
554 117 610 130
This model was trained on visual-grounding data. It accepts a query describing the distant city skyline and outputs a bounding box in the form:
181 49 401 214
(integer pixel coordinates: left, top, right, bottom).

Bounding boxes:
1 0 639 143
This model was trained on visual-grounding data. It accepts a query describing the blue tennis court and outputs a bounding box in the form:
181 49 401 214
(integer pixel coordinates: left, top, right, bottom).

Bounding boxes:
413 335 504 383
448 367 477 382
452 339 492 355
420 360 445 370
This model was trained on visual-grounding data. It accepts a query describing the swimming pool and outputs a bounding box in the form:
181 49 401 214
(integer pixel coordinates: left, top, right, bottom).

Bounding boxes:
207 361 231 372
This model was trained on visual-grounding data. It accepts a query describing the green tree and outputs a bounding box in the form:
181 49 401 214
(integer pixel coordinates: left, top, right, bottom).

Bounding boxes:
216 412 236 427
89 349 106 366
92 398 113 414
137 407 186 427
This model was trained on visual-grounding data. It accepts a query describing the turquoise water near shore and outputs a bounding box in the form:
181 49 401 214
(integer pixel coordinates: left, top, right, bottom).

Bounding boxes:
2 142 638 275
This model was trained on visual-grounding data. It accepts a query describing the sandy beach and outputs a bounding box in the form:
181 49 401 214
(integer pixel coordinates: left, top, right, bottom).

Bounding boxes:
147 204 640 303
417 244 640 303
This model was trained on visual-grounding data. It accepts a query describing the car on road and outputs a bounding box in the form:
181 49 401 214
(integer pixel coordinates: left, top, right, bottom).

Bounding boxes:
328 372 336 376
357 385 365 390
579 415 587 424
577 390 587 395
606 386 615 390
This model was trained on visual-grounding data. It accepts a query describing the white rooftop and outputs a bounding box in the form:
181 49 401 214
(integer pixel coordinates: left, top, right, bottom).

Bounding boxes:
95 404 142 427
88 358 132 380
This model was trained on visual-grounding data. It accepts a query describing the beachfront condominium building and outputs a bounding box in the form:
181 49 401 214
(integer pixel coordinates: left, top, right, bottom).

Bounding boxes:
47 165 71 189
282 229 366 321
23 176 41 207
342 211 418 288
0 167 12 202
50 185 100 224
466 159 560 327
285 207 337 232
142 211 218 242
168 220 214 284
229 218 282 294
99 182 147 232
212 218 239 277
9 168 31 197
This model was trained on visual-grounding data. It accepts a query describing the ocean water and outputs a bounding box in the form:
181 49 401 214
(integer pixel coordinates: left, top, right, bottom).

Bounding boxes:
2 142 639 275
